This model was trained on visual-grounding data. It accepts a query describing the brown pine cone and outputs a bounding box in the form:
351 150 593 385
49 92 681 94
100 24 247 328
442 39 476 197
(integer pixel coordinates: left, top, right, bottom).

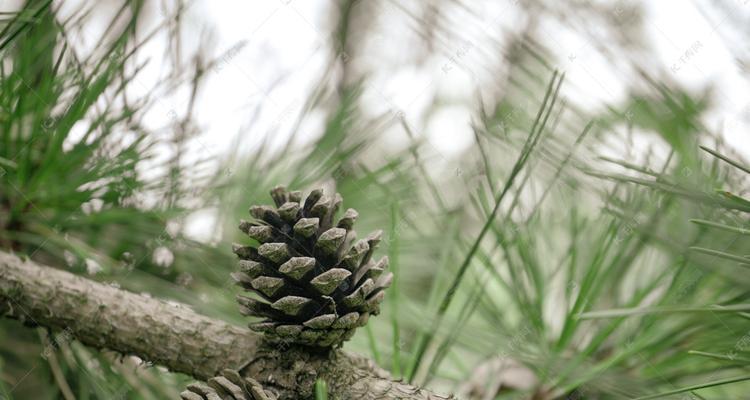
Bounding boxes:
231 186 392 347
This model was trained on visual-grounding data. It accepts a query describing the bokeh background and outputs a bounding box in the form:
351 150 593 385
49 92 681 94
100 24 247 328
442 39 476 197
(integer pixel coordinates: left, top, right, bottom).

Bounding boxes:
3 0 750 399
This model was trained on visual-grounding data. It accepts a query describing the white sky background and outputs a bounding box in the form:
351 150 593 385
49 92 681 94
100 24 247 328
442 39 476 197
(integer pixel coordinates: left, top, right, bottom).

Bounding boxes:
143 1 750 160
43 0 750 240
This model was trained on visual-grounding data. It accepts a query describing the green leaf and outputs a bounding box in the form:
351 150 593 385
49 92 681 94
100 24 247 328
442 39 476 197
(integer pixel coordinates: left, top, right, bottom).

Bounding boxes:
314 379 328 400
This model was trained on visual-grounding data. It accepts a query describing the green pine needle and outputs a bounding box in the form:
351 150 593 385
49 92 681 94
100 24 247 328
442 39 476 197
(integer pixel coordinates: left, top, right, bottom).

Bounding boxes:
633 375 750 400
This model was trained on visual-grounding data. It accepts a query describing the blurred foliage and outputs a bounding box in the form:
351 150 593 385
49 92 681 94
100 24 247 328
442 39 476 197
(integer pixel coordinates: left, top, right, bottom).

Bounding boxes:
2 1 750 400
0 1 224 398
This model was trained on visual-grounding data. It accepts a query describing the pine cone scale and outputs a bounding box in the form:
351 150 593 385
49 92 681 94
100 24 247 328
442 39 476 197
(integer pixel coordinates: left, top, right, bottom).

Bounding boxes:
181 370 278 400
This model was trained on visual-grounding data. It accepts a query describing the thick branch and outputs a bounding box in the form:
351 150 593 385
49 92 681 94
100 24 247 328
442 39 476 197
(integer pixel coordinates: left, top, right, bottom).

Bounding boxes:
0 251 257 379
0 251 453 399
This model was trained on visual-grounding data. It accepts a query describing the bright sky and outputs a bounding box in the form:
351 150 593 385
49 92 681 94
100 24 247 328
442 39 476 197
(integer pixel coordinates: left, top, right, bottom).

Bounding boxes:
153 1 750 162
43 0 750 240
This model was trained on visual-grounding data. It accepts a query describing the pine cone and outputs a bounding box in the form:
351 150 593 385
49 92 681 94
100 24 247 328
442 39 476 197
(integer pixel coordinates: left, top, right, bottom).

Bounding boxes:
231 186 392 347
180 370 277 400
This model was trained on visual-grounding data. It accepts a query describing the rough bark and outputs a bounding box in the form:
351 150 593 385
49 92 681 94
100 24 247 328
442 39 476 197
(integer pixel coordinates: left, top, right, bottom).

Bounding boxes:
0 251 454 399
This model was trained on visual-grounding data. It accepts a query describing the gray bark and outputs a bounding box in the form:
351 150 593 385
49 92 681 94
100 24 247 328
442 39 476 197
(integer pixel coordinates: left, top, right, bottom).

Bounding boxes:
0 251 454 399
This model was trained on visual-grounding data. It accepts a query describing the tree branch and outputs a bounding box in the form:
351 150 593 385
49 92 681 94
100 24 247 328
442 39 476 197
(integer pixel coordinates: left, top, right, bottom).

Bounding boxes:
0 251 454 399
